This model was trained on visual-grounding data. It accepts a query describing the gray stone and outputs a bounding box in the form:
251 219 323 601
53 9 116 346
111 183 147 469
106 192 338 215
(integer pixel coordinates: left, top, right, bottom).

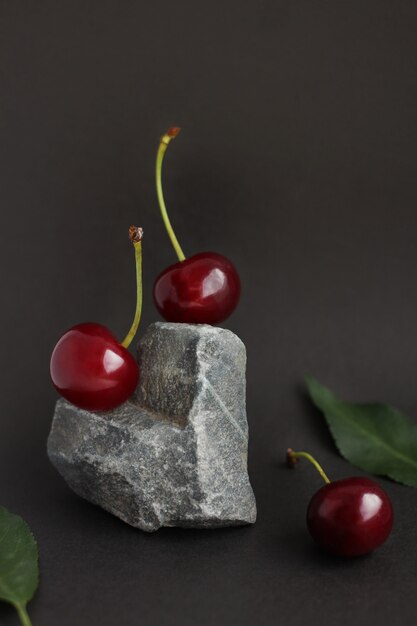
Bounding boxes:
47 322 257 532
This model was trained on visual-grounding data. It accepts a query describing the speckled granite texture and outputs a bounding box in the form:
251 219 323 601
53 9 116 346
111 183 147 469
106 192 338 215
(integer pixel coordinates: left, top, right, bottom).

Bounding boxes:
48 322 257 532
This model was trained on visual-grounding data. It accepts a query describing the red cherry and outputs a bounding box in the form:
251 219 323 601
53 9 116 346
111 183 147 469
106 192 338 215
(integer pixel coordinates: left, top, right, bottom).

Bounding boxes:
307 477 393 557
154 129 241 325
50 323 139 411
51 227 144 411
287 449 394 557
153 251 240 325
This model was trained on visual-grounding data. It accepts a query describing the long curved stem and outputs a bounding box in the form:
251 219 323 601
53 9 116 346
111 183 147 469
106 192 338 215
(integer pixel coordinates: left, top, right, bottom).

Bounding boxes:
155 127 186 262
121 227 143 349
287 449 331 484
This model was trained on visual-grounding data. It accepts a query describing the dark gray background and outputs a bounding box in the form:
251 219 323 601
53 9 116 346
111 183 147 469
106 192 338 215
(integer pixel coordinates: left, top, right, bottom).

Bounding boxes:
1 1 417 624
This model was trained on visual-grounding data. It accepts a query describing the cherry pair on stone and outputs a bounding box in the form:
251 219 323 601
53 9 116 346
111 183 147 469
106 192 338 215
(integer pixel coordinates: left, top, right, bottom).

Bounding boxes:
50 129 241 411
287 449 393 557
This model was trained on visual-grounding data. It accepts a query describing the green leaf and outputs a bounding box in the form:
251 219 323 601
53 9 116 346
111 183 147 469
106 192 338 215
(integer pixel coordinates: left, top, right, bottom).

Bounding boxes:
0 506 39 626
306 376 417 487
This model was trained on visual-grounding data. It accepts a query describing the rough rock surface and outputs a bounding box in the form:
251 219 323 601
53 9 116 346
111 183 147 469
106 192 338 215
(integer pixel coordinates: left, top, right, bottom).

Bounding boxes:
48 322 257 532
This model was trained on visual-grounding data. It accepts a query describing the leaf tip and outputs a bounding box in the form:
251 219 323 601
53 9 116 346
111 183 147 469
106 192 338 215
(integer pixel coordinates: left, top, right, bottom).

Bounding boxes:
304 374 315 386
305 374 320 395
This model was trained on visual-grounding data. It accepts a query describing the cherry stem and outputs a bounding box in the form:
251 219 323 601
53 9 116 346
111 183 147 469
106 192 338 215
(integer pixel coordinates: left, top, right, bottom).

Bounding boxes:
155 127 186 262
287 449 331 485
121 226 143 349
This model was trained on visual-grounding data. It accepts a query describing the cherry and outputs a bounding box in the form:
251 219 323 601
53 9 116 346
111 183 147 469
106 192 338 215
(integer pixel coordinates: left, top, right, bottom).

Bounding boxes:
307 477 394 557
153 127 240 325
287 449 393 557
154 251 240 325
50 227 144 411
50 323 139 411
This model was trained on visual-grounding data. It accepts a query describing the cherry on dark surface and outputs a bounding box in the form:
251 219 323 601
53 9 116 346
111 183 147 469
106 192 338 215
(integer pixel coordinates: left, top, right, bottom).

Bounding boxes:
50 227 144 411
50 322 139 411
307 477 393 557
153 251 240 325
287 449 394 557
153 127 241 325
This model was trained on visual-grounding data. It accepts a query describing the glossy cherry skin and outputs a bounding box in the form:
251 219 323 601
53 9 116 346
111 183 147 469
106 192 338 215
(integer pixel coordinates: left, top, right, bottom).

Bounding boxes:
50 323 139 411
307 477 393 557
153 252 240 325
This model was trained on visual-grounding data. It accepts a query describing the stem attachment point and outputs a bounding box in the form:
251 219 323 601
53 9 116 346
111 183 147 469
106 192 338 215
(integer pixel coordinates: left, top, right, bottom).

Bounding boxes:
167 126 181 139
128 225 143 243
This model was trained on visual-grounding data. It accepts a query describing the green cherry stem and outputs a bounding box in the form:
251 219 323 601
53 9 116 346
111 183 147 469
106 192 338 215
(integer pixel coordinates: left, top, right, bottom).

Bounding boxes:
155 127 186 262
121 226 143 349
287 448 331 485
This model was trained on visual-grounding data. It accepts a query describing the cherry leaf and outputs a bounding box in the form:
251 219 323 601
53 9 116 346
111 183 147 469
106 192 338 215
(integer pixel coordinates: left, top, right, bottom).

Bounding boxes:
306 376 417 487
0 506 39 626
